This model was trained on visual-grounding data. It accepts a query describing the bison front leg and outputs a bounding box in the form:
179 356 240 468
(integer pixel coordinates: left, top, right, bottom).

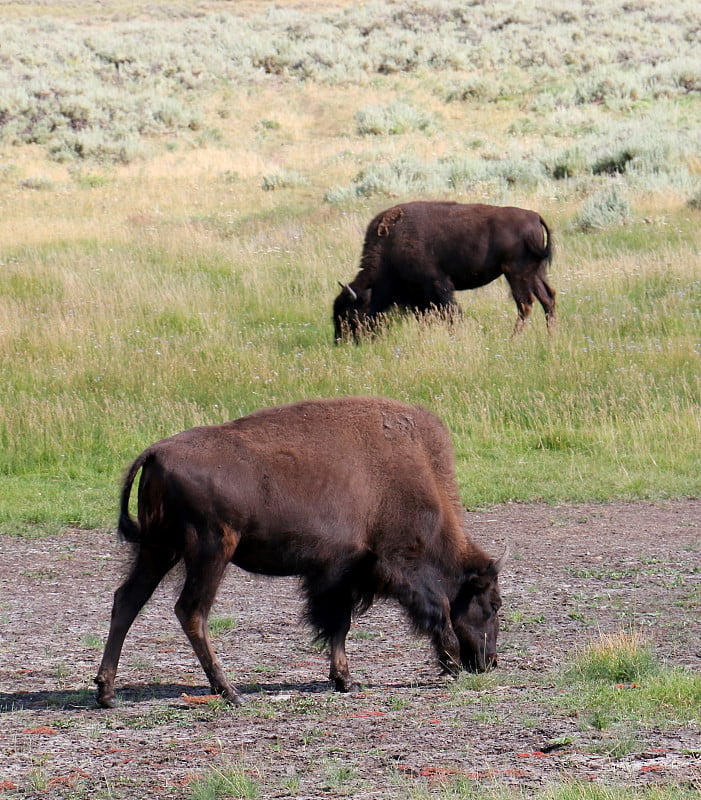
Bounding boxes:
384 565 462 678
175 553 243 705
432 597 462 677
305 582 360 693
328 620 360 693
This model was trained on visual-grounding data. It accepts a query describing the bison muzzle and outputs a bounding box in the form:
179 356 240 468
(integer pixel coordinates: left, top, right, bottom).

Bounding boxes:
95 396 506 708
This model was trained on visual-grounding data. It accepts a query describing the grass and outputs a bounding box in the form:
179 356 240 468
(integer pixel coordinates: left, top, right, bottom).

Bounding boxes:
208 616 237 637
188 762 259 800
565 630 659 683
558 631 701 730
0 213 698 533
0 2 699 530
405 785 701 800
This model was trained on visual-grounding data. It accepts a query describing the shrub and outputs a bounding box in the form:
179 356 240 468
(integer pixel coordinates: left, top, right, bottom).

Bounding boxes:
261 170 309 191
355 101 437 136
574 184 631 231
687 188 701 209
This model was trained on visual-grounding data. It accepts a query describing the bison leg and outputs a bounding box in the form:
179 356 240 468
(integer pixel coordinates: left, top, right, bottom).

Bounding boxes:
432 597 463 676
533 274 556 332
175 551 242 705
328 614 358 693
305 583 360 692
95 546 178 709
382 565 462 676
507 277 535 337
420 276 458 318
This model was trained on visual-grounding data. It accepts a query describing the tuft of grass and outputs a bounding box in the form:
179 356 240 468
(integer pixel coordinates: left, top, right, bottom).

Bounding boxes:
208 616 238 637
566 630 657 683
189 762 259 800
558 631 701 732
81 633 103 650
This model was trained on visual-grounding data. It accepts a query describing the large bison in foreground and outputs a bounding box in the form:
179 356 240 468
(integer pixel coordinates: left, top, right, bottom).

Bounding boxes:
334 201 555 341
95 396 506 708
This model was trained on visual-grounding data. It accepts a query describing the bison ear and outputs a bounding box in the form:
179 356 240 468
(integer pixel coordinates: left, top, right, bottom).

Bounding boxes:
463 545 508 586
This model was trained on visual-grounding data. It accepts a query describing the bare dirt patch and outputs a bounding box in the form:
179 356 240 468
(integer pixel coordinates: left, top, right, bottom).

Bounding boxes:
1 500 699 798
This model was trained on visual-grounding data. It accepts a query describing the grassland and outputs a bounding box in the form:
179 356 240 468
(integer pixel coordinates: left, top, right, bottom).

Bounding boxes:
0 6 698 799
1 0 699 534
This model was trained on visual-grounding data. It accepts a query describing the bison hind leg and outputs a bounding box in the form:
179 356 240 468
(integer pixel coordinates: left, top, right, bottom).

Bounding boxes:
174 533 244 705
534 274 556 332
95 544 180 708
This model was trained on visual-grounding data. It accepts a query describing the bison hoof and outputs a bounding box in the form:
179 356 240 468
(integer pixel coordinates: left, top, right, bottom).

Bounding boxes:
94 676 117 709
438 660 461 678
333 678 361 693
96 693 117 709
217 687 244 706
225 693 245 706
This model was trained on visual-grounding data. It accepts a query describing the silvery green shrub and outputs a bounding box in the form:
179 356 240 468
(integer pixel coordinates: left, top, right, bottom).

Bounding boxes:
355 101 437 136
0 1 699 163
574 184 632 231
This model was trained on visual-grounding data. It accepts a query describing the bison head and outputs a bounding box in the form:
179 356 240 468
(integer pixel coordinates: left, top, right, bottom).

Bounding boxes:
450 547 508 672
333 282 371 342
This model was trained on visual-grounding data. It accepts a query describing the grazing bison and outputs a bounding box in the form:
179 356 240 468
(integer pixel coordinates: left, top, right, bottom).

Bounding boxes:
95 396 506 708
333 201 555 341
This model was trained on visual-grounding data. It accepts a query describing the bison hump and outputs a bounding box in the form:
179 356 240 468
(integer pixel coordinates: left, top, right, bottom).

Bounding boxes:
376 206 404 237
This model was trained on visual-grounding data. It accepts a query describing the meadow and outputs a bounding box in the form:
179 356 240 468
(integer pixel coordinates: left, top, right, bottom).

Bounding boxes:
1 0 699 534
0 1 699 796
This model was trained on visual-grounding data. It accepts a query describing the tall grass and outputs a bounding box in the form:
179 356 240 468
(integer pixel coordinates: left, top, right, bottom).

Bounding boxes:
1 203 698 532
0 0 699 533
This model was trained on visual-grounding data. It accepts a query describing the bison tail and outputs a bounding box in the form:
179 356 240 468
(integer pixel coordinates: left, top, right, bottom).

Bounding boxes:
537 216 554 265
117 450 152 543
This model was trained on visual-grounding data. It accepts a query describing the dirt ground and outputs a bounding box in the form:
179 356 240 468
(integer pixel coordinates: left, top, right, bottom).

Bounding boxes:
0 500 699 798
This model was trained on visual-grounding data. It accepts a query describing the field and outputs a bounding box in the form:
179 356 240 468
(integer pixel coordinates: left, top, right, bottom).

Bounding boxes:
0 0 699 797
1 500 700 799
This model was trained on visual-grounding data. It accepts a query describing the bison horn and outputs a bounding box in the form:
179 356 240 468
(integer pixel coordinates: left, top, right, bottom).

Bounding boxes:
493 542 510 574
339 282 358 302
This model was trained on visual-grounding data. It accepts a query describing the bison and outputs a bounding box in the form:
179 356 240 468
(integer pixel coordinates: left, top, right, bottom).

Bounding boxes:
333 201 555 341
95 396 506 708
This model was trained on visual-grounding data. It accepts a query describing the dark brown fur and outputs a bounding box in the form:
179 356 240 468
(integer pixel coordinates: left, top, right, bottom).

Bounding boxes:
333 201 555 341
95 396 505 708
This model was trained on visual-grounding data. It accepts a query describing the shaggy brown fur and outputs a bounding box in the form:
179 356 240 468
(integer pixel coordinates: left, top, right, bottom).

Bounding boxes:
95 396 505 708
334 201 555 341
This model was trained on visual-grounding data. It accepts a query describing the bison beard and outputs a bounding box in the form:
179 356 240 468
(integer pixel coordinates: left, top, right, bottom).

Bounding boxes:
333 201 555 341
95 396 505 708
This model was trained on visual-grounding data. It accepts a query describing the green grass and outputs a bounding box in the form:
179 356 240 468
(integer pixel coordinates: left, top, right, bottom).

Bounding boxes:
0 0 699 534
208 616 238 636
405 784 701 800
0 211 699 533
558 631 701 730
565 631 658 683
188 763 259 800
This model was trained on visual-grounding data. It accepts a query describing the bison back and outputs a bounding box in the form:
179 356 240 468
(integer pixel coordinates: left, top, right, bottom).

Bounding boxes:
131 397 466 576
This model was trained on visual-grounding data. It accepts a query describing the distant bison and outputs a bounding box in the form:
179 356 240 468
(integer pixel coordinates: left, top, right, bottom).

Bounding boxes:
95 396 506 708
333 201 555 341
